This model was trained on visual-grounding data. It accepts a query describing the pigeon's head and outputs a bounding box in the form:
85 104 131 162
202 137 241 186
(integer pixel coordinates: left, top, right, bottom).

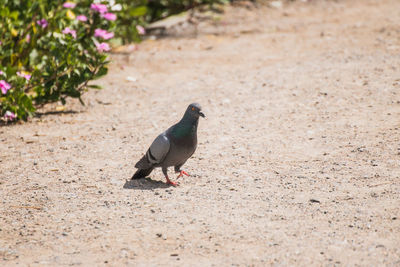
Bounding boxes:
186 103 205 118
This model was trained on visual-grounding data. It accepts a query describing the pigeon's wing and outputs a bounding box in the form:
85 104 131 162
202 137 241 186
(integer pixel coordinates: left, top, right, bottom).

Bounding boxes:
147 134 170 164
135 133 170 169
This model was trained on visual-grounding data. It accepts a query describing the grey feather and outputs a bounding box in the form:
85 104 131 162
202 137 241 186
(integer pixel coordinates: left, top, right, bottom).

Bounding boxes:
147 134 170 164
134 134 170 169
132 103 204 181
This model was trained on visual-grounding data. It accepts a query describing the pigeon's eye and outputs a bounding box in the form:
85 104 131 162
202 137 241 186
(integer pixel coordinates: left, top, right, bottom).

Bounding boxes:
191 107 195 111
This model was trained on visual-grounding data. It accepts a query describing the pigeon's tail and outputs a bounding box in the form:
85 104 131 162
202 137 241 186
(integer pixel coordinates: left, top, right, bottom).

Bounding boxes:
132 153 154 179
132 167 154 179
135 153 153 169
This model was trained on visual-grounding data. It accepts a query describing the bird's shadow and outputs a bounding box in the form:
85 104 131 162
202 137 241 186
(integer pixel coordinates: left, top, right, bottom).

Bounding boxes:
123 177 171 190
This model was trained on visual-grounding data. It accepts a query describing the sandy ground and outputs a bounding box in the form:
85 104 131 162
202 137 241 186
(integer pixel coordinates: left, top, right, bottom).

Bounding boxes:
1 0 400 266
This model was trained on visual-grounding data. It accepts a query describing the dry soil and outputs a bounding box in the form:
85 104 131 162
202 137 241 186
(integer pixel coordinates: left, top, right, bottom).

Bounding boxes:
1 0 400 266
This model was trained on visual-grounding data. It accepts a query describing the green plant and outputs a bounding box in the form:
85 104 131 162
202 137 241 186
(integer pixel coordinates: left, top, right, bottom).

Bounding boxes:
0 1 115 121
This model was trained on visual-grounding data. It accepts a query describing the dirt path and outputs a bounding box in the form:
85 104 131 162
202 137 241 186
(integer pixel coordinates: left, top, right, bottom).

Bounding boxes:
1 0 400 265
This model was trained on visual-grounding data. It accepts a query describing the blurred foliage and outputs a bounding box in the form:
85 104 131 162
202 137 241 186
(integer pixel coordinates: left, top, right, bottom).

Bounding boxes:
114 0 227 44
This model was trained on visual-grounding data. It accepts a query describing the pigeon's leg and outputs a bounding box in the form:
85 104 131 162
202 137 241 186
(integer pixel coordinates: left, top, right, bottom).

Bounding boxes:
162 167 178 186
177 170 190 179
174 165 190 179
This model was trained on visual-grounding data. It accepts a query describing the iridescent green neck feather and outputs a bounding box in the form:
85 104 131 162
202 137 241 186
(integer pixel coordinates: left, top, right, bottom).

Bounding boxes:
172 117 198 138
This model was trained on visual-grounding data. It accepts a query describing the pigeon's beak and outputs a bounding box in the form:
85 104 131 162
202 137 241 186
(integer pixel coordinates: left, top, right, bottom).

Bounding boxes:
199 111 205 118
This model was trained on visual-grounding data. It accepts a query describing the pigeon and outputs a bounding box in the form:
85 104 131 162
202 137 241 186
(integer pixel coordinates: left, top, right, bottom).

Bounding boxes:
132 103 205 186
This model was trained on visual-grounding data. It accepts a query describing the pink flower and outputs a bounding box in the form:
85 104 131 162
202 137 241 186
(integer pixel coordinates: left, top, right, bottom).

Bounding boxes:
36 19 48 28
91 3 107 14
62 27 77 38
0 80 11 94
102 13 116 21
96 42 110 53
76 15 88 22
63 2 76 8
17 71 31 81
0 71 4 75
94 29 114 40
4 111 16 121
136 25 146 35
26 34 31 43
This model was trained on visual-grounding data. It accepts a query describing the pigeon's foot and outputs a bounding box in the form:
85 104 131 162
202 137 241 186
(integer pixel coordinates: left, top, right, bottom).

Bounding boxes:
166 177 178 186
177 170 190 179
